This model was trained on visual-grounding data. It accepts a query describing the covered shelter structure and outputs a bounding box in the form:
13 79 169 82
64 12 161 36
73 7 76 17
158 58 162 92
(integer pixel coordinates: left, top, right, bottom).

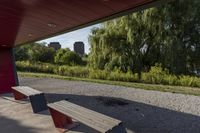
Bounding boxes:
0 0 169 94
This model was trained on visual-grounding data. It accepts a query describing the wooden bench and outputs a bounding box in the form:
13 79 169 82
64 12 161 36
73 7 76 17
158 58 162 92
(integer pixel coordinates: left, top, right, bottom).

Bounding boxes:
48 100 127 133
12 86 48 113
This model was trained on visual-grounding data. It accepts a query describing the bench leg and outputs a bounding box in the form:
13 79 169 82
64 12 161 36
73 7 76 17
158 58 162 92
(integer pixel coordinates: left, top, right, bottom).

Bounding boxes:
109 123 127 133
48 107 78 133
12 89 27 100
29 93 48 113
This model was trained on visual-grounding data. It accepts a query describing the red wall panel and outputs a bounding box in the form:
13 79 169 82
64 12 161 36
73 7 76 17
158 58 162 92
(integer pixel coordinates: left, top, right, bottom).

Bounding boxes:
0 48 17 94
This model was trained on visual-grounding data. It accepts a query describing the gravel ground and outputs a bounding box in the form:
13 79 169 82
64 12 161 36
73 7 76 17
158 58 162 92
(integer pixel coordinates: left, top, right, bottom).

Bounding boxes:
19 77 200 133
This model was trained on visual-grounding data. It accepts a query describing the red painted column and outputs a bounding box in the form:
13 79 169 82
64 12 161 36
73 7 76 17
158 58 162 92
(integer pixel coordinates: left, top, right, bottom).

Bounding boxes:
0 47 18 94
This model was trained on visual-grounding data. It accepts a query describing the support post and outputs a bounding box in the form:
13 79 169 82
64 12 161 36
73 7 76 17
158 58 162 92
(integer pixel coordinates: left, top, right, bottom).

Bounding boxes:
0 47 18 94
12 89 27 100
48 107 78 133
29 93 48 113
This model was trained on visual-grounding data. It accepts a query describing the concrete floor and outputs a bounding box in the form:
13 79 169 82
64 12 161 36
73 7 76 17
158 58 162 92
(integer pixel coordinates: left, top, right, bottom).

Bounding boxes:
0 93 58 133
0 93 101 133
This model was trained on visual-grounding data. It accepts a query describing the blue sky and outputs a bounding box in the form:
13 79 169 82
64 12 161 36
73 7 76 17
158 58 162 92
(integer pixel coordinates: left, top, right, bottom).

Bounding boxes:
39 24 100 54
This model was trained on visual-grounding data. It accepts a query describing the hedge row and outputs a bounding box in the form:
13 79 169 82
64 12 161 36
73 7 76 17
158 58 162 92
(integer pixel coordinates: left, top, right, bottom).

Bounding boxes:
16 61 200 88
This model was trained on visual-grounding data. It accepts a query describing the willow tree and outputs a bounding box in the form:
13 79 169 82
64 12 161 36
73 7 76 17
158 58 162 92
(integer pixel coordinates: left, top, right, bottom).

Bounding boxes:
89 8 165 79
89 0 200 77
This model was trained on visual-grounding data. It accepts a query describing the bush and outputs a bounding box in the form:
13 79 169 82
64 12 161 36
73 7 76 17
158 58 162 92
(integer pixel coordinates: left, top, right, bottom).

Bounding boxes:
192 77 200 87
16 61 200 88
142 65 168 84
141 65 200 88
163 75 178 85
16 61 55 74
89 69 109 80
55 66 89 78
109 69 138 82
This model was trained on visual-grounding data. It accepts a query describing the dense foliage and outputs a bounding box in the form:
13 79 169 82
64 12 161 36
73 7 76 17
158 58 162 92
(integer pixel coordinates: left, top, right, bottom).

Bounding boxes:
16 61 200 88
28 43 56 63
15 43 84 66
88 0 200 78
54 48 83 65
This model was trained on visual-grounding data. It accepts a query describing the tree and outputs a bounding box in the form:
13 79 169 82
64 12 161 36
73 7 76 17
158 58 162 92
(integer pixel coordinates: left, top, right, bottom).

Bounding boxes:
89 9 163 79
27 43 56 63
89 0 200 77
14 45 30 61
15 42 56 63
54 48 83 65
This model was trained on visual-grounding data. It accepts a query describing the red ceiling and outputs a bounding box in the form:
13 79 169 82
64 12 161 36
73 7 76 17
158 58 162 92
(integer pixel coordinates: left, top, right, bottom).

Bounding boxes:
0 0 163 48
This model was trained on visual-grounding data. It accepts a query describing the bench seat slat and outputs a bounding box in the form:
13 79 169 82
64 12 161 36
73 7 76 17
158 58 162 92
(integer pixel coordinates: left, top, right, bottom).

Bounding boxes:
21 86 42 95
48 100 122 132
49 103 108 132
56 103 115 130
12 86 42 96
56 103 118 132
58 101 121 126
13 88 32 96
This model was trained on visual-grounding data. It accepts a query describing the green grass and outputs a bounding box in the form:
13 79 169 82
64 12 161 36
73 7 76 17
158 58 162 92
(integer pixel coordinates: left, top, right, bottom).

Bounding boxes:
18 71 200 96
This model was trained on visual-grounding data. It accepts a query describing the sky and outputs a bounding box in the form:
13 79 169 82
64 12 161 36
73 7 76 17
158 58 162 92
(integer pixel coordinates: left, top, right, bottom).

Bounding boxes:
39 24 101 54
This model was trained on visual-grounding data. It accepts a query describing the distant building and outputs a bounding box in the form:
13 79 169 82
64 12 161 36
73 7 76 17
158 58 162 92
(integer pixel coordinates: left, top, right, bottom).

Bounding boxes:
73 41 85 56
48 42 61 50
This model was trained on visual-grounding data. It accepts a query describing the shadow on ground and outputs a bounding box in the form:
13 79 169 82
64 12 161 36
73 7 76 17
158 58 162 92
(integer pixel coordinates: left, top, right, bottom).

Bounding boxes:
45 93 200 133
0 116 41 133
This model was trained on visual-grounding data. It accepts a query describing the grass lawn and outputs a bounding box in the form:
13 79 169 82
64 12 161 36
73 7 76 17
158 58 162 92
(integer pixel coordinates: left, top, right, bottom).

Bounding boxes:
18 71 200 96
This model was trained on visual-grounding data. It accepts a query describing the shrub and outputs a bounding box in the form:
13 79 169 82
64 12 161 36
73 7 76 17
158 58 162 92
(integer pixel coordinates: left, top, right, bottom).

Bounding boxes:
178 75 192 86
109 69 138 82
191 77 200 87
142 65 168 84
16 61 55 74
163 75 178 85
89 69 109 80
55 66 89 78
16 61 200 88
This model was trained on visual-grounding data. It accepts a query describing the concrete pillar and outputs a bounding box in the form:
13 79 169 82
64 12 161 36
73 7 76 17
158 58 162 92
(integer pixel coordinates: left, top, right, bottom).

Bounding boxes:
0 47 18 94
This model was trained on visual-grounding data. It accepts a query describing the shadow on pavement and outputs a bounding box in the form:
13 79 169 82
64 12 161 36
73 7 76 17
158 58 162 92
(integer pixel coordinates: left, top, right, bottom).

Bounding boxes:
0 115 41 133
45 93 200 133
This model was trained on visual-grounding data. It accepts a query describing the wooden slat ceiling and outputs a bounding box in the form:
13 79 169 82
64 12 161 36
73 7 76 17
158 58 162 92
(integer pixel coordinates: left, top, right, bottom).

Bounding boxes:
0 0 165 48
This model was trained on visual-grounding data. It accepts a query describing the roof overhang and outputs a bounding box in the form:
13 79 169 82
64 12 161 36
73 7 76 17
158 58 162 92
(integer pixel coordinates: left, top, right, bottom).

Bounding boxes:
0 0 170 48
